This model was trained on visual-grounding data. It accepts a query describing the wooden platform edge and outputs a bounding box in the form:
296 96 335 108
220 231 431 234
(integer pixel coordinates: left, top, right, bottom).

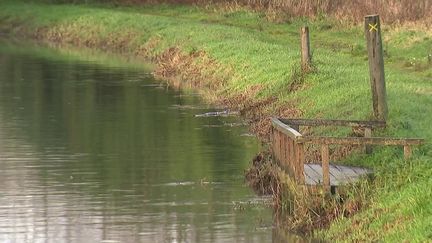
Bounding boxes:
271 117 302 140
303 163 373 186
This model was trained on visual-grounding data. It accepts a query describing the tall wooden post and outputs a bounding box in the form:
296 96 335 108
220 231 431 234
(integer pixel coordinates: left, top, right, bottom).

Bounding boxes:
301 26 311 71
365 15 388 121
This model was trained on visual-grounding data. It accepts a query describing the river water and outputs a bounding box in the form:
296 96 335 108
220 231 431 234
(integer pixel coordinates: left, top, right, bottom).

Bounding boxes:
0 40 294 243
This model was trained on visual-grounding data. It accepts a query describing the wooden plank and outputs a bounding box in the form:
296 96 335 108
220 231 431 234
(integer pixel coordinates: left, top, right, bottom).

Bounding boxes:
306 164 343 186
288 138 295 178
276 129 280 161
365 15 388 121
303 163 372 186
273 129 282 169
305 164 330 185
277 130 283 168
305 164 324 185
301 26 311 71
271 128 278 164
282 135 289 172
296 143 305 184
304 164 322 184
321 145 330 188
299 136 424 146
304 173 317 185
279 118 386 128
271 117 303 140
327 165 348 185
304 164 320 185
335 165 359 179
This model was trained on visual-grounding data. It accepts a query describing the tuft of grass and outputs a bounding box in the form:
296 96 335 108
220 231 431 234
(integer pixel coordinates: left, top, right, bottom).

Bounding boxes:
316 157 432 241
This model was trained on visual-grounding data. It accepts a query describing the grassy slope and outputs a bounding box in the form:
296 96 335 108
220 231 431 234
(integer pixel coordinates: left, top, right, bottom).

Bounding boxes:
0 1 431 241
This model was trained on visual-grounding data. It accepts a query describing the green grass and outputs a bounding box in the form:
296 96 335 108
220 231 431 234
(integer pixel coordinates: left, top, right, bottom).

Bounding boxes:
0 0 431 241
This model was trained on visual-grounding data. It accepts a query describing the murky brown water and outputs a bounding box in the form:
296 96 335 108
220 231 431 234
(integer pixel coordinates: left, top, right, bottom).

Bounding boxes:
0 40 283 243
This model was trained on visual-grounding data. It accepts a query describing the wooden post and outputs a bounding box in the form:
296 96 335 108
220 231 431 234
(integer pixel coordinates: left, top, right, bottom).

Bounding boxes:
321 145 330 190
364 127 373 154
365 15 388 121
301 26 311 71
404 145 412 160
271 128 275 159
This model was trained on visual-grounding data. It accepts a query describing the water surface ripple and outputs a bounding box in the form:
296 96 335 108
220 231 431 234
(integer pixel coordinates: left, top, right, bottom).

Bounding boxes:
0 42 273 243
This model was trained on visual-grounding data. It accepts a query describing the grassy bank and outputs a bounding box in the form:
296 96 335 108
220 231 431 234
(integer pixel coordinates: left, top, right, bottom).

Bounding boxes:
0 0 431 241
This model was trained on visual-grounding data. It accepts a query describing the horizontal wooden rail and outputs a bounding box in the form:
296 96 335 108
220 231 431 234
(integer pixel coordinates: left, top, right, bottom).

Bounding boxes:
298 136 424 146
271 118 302 140
279 118 386 128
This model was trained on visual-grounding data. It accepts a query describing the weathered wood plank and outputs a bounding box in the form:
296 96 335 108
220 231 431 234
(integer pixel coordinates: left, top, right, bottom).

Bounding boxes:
334 165 359 179
303 163 372 186
271 128 278 163
279 118 386 128
282 135 289 172
321 145 330 188
271 118 302 140
304 170 317 185
296 143 305 184
277 130 283 169
305 164 324 184
327 165 347 185
299 136 424 146
304 164 322 184
288 138 295 178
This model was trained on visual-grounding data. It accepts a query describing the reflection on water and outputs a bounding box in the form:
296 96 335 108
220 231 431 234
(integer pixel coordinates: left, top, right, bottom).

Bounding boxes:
0 41 275 242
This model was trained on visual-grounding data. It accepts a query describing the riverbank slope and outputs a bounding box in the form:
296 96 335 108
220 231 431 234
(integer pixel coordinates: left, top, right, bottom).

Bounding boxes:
0 1 431 241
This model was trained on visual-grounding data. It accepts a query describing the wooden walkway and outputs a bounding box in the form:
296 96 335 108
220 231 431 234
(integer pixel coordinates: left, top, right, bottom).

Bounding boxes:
270 117 424 192
303 163 372 186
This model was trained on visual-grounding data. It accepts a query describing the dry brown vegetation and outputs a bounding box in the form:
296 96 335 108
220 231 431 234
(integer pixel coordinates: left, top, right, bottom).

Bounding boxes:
113 0 432 24
245 151 370 233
